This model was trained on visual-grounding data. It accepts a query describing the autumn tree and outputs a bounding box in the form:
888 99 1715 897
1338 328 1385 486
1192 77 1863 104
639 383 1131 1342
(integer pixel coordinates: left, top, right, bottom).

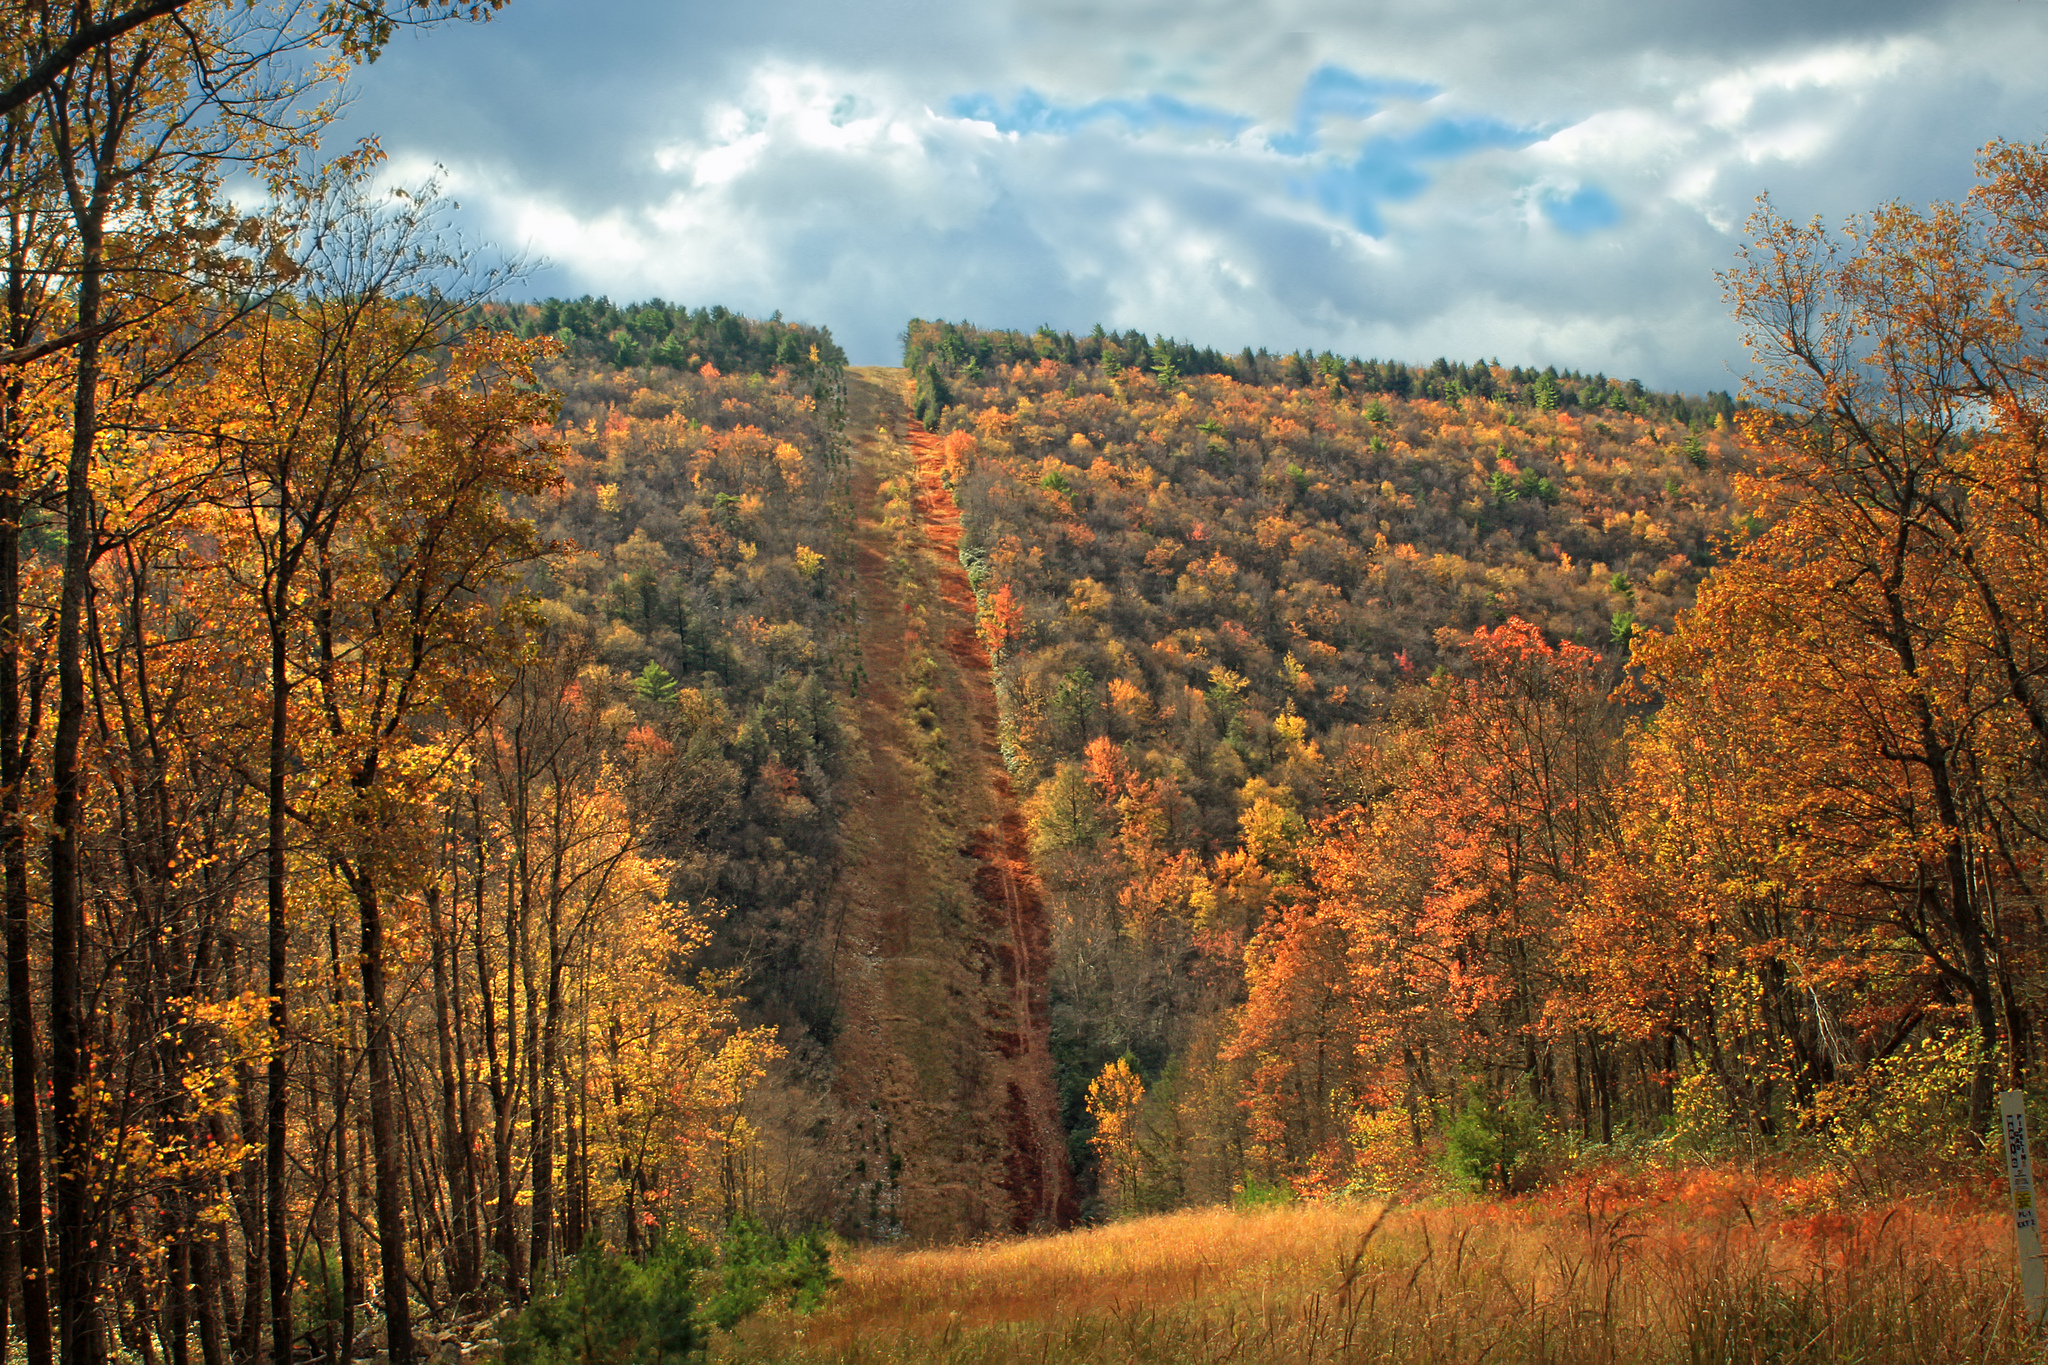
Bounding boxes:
193 168 512 1365
1231 620 1621 1186
1 4 510 1360
1084 1058 1146 1214
1720 140 2048 1124
1563 620 1881 1137
294 330 557 1363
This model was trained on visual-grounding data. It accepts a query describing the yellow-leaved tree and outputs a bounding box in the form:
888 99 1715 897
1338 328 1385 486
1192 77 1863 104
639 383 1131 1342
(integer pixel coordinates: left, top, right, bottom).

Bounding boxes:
1086 1056 1147 1215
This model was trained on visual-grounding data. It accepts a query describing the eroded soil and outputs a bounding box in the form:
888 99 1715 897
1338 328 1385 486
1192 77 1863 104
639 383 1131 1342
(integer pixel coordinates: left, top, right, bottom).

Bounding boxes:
826 367 1074 1241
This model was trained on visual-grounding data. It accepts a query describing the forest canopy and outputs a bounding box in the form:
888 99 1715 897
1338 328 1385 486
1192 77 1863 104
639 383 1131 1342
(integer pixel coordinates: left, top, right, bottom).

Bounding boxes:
480 296 848 377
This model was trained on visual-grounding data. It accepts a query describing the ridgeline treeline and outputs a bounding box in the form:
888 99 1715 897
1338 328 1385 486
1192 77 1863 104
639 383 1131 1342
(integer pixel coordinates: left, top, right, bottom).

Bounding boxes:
484 296 849 379
902 317 1740 435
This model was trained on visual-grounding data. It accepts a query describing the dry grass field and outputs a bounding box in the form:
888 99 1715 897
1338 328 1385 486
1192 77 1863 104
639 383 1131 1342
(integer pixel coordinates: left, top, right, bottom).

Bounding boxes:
718 1166 2038 1364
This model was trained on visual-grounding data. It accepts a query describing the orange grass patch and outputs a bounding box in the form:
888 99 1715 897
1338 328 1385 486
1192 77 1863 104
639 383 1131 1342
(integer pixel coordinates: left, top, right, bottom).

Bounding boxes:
791 1202 1392 1343
720 1187 2037 1365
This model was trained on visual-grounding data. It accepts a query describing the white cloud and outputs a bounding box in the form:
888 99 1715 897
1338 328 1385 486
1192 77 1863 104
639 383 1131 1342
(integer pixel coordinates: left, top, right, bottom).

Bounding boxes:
328 0 2048 389
1685 36 1925 132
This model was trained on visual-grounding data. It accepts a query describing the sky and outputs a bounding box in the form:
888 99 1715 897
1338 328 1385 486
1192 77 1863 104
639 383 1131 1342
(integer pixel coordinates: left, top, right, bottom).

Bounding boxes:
331 0 2048 391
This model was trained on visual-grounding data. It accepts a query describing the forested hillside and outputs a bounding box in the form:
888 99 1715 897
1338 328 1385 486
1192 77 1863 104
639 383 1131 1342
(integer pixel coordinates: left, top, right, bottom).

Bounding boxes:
904 282 2048 1219
486 335 1075 1243
897 325 1748 1202
508 339 854 1048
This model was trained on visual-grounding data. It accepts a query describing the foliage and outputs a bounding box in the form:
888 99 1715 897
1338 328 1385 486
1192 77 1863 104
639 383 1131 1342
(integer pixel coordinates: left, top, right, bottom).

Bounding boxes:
503 1218 836 1365
1441 1081 1544 1193
1229 1177 1294 1210
1689 144 2048 1133
480 296 847 383
1807 1031 1982 1164
0 53 838 1344
520 343 855 1048
701 1221 839 1330
924 337 1742 1210
1084 1057 1147 1215
1665 1064 1739 1156
9 0 2048 1345
917 137 2048 1219
505 1239 710 1365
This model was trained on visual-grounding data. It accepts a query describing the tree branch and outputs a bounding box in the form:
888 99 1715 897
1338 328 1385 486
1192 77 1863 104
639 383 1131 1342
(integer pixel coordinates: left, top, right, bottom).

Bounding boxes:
0 317 125 369
0 0 195 121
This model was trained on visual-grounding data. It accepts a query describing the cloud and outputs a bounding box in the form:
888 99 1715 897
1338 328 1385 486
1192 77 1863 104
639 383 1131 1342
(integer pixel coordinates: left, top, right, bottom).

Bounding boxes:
1269 67 1441 156
1303 112 1542 235
328 0 2048 390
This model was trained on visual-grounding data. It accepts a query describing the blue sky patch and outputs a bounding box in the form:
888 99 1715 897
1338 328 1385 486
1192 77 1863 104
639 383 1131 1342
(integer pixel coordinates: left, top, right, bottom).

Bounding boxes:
1269 65 1440 155
1544 184 1622 235
1308 115 1539 235
948 89 1252 139
953 67 1539 240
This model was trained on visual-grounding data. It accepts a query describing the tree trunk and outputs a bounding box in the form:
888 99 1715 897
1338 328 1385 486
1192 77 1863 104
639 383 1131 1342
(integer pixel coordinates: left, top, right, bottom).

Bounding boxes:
0 118 54 1365
163 1232 191 1365
474 868 522 1301
50 235 103 1365
428 882 479 1305
353 870 413 1365
265 624 291 1365
329 915 358 1364
528 942 564 1286
1 423 51 1365
234 1053 264 1365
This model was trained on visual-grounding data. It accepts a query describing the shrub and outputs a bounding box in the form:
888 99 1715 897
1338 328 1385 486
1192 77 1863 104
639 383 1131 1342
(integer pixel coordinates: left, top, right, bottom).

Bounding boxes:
504 1237 708 1365
505 1222 836 1365
1232 1176 1294 1210
702 1220 838 1330
292 1247 345 1340
1809 1028 1981 1163
1344 1106 1431 1198
1443 1079 1543 1193
1667 1060 1737 1155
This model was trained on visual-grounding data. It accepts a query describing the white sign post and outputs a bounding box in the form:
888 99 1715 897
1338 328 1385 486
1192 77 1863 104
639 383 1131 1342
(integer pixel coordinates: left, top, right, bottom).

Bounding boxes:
2001 1090 2046 1329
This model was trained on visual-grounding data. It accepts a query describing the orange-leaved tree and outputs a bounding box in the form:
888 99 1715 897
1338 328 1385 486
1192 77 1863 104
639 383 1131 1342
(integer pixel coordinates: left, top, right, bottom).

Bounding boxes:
1230 619 1622 1186
1716 138 2048 1128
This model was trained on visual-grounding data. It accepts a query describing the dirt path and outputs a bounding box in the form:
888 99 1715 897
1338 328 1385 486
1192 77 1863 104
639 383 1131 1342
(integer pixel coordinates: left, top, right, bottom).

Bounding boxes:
827 368 1074 1240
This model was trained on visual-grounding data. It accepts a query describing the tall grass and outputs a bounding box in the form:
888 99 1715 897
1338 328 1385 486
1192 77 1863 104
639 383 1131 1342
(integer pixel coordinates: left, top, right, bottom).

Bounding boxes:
718 1175 2039 1364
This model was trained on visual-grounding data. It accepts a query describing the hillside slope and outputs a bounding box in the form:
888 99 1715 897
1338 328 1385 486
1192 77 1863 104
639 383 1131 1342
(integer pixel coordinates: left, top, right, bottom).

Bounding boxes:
824 369 1073 1238
897 333 1750 1207
510 347 1069 1238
